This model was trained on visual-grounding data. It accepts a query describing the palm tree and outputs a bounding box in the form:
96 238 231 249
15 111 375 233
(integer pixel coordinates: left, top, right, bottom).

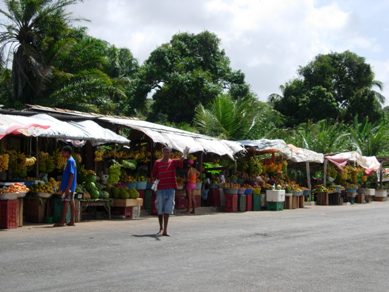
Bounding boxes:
285 120 352 154
349 118 389 156
0 0 80 104
194 94 281 140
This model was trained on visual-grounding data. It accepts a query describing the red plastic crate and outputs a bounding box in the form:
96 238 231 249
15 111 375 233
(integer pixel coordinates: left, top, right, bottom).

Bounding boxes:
246 194 253 211
209 188 221 207
0 200 18 229
137 190 145 199
224 194 238 212
175 195 187 210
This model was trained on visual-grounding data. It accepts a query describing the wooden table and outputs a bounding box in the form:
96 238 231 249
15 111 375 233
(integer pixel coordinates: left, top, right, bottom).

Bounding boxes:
79 199 111 220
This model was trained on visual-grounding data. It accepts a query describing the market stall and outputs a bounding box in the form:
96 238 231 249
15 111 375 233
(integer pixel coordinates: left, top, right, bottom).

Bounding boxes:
0 113 133 228
322 152 382 204
238 139 325 211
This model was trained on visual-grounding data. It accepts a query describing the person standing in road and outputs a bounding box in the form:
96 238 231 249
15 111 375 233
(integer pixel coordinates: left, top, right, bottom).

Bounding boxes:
152 146 188 236
54 146 77 227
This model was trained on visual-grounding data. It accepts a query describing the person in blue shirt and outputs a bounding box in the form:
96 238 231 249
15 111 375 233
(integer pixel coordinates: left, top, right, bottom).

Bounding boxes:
54 146 77 227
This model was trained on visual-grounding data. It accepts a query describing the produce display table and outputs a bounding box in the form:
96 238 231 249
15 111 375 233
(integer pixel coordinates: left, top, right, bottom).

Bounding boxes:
24 196 48 223
79 199 111 221
111 199 143 219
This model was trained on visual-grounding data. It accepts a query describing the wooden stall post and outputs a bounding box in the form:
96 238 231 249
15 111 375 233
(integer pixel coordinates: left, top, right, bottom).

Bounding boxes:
323 159 328 187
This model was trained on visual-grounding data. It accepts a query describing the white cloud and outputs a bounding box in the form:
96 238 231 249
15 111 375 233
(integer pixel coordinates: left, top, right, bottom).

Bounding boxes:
2 0 386 103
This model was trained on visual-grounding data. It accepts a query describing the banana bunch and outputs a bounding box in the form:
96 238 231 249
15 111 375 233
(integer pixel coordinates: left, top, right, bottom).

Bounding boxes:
74 153 82 164
25 157 37 167
38 152 55 174
0 153 9 172
95 150 104 162
7 151 27 178
54 150 66 170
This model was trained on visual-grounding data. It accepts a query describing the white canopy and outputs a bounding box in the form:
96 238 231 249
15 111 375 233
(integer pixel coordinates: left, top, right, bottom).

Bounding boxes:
70 120 129 145
100 116 245 159
22 114 130 145
239 139 324 163
326 151 381 173
0 114 50 139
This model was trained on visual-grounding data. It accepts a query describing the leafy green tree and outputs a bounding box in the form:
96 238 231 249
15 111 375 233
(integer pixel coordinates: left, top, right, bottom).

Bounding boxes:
270 51 385 126
0 0 80 104
46 30 138 114
0 64 12 105
132 31 250 122
194 94 281 140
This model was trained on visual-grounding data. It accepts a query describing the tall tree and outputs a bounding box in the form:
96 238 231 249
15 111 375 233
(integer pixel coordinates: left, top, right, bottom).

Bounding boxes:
0 0 81 104
0 64 12 105
131 31 250 122
269 51 385 126
46 30 138 114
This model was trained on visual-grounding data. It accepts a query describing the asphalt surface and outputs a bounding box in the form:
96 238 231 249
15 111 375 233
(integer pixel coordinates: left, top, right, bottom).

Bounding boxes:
1 202 389 292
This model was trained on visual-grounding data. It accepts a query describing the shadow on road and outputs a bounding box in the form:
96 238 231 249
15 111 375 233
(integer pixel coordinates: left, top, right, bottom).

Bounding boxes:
132 234 161 241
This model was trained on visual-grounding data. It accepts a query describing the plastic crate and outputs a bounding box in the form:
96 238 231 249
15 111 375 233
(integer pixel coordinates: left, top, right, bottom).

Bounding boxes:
132 206 141 219
52 196 71 224
238 194 246 212
224 194 238 212
175 194 186 210
252 194 262 211
245 194 252 211
0 199 18 229
267 201 284 211
266 190 286 202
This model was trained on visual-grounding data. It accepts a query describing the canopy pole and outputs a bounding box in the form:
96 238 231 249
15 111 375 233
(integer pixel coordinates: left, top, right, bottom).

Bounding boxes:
380 162 383 189
306 162 311 190
35 137 39 178
323 159 328 187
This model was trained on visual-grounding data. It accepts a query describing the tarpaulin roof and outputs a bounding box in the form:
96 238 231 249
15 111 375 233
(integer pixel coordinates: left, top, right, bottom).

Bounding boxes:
31 114 129 144
0 114 50 139
69 120 129 145
239 139 324 163
326 151 381 174
100 116 245 159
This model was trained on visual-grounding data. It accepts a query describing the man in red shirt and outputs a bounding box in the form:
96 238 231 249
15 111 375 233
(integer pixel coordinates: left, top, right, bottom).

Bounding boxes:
152 147 186 236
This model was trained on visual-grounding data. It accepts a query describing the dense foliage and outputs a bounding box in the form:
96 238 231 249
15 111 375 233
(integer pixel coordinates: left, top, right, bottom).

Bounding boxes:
269 51 384 126
0 0 388 157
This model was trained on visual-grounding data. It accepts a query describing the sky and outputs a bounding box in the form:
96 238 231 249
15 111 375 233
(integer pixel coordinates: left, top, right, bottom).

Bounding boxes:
4 0 389 103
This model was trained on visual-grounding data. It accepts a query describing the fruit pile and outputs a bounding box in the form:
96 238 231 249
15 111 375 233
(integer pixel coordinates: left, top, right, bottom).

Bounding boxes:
54 149 67 170
108 162 121 184
38 152 55 174
31 178 60 193
0 183 29 194
7 151 27 178
109 186 140 199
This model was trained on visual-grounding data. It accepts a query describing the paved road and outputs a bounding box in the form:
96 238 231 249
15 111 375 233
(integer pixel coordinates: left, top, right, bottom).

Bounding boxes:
1 202 389 292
